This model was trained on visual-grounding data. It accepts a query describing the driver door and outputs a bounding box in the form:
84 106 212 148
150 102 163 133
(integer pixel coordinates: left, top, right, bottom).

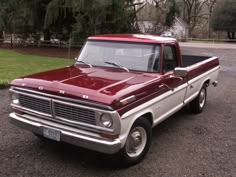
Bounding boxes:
154 44 187 121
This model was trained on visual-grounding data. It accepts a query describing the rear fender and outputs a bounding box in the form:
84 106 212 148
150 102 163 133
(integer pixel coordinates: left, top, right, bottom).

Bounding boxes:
199 77 210 90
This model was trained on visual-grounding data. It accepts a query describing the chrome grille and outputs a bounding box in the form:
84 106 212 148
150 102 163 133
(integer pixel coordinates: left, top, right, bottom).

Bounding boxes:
19 94 51 115
54 102 96 125
18 93 96 126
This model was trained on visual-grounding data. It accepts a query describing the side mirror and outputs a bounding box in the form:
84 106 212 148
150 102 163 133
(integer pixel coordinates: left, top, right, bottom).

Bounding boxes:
174 67 188 77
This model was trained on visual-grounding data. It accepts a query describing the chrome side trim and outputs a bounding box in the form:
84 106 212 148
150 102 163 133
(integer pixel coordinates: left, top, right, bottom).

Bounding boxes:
10 87 113 111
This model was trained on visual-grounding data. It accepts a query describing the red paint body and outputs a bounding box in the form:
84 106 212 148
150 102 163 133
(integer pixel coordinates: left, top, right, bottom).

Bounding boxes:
10 34 220 116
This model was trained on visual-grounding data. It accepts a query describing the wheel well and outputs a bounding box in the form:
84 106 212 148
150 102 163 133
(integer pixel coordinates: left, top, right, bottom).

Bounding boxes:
140 113 153 126
204 79 210 87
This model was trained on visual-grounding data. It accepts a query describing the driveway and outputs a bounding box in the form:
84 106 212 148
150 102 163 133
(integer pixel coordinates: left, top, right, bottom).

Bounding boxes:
0 47 235 177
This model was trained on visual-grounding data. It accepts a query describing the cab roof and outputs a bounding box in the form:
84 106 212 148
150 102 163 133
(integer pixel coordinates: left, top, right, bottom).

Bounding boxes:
88 34 177 44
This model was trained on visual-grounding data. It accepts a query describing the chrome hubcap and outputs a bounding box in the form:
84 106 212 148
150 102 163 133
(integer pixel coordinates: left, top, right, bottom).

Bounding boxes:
199 88 206 108
126 127 147 158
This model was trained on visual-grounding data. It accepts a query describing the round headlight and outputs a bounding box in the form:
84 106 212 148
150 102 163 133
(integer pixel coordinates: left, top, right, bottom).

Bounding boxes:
11 92 19 105
100 114 113 128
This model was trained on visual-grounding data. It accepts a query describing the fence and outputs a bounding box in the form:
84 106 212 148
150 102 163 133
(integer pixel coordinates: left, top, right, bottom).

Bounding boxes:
1 37 236 49
0 38 83 48
181 37 236 43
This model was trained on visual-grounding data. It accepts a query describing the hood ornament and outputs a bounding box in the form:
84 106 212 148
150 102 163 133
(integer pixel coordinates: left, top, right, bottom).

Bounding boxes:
59 90 65 94
82 95 89 99
38 86 44 90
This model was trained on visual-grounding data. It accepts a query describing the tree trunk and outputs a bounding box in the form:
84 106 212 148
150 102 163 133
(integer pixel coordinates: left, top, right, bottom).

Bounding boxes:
0 31 3 39
208 10 212 38
0 32 3 46
227 32 232 39
43 29 51 41
227 32 236 39
11 34 13 48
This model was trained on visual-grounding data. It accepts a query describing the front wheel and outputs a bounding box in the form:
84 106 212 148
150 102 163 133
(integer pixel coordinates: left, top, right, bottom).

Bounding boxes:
118 117 152 166
190 85 207 113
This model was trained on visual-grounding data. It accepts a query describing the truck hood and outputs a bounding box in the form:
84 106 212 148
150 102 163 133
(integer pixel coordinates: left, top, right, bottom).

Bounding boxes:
11 65 161 108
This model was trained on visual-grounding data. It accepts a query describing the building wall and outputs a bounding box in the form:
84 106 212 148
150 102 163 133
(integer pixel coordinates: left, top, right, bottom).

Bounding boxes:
137 17 189 39
138 21 155 34
169 20 188 39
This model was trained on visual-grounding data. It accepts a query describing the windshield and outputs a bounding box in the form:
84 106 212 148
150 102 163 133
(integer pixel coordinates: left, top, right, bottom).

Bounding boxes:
76 40 160 72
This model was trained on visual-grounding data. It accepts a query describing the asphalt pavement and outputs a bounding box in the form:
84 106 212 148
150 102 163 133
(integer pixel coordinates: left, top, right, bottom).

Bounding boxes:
0 47 235 177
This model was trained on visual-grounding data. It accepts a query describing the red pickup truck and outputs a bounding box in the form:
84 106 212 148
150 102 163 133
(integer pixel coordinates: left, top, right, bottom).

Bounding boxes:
9 34 220 166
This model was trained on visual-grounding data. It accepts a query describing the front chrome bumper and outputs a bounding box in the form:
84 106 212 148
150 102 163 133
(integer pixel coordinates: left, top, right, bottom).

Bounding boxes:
9 113 122 154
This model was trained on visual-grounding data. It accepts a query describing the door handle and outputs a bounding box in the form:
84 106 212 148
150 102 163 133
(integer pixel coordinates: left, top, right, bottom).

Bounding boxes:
158 83 174 91
169 75 183 81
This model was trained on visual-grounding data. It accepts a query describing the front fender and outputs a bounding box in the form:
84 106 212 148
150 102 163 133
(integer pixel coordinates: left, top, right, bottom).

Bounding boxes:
119 109 154 147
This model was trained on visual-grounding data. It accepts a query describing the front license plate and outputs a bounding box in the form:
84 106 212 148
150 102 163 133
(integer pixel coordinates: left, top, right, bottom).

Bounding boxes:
43 127 61 141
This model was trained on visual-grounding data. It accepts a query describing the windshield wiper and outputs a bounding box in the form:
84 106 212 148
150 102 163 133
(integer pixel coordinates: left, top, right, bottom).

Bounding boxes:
104 61 129 72
76 60 93 67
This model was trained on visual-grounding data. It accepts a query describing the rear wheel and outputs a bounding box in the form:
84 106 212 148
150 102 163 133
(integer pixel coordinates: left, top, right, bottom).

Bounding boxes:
119 117 152 166
190 85 207 113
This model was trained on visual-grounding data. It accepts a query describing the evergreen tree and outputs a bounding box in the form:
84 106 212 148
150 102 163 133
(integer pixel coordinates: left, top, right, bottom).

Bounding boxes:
165 0 177 27
212 0 236 39
44 0 77 41
72 0 136 42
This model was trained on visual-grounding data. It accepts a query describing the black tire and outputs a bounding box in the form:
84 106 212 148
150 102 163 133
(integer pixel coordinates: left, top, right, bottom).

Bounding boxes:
118 117 152 166
190 85 207 113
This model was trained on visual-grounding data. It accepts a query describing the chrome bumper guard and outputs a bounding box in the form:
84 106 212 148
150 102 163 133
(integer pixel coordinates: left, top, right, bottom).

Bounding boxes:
9 113 122 154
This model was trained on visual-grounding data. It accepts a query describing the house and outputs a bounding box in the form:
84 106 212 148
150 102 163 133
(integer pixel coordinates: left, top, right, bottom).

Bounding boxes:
166 17 189 39
136 2 160 34
136 2 189 39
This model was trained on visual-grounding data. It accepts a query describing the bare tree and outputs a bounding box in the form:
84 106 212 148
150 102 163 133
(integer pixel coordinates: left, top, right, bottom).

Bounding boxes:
205 0 217 38
182 0 208 35
126 0 146 31
150 0 173 34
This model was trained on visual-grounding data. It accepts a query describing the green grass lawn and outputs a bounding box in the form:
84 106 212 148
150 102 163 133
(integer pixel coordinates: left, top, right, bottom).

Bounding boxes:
0 49 73 87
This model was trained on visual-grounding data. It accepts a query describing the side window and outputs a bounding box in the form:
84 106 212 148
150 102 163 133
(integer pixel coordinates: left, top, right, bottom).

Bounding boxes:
147 46 160 72
163 45 178 73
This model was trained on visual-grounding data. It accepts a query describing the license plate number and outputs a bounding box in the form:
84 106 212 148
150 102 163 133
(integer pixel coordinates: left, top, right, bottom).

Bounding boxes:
43 127 61 141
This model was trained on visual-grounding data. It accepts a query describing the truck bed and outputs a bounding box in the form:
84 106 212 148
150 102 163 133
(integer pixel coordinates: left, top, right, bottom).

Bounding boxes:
182 55 210 67
181 55 219 82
